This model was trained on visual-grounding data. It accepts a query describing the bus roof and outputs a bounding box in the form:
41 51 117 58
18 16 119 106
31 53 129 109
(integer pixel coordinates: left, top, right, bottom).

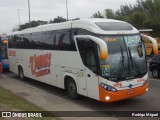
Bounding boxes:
9 18 139 35
139 29 153 33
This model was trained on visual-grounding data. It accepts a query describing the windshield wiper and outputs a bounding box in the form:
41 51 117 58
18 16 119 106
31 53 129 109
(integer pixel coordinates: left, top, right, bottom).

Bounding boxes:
118 46 125 79
128 47 141 75
128 47 133 67
120 46 125 68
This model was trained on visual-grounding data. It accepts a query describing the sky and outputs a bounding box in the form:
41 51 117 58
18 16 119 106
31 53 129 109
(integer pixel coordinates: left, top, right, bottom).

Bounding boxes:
0 0 137 34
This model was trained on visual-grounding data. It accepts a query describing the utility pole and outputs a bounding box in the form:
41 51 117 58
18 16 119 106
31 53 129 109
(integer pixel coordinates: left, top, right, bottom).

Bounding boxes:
66 0 68 21
28 0 31 27
17 9 21 26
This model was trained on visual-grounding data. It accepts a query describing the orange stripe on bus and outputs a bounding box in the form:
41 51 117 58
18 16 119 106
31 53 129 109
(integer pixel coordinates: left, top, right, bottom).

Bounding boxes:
99 82 149 102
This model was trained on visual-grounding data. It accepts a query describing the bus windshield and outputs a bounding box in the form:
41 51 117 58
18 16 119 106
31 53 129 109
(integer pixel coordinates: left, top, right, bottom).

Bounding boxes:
99 34 147 82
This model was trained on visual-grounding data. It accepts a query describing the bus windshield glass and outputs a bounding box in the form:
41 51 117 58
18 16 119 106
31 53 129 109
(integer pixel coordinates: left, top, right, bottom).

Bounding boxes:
99 34 147 82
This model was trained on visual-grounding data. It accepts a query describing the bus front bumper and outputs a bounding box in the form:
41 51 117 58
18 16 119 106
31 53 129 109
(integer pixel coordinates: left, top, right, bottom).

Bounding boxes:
99 82 149 102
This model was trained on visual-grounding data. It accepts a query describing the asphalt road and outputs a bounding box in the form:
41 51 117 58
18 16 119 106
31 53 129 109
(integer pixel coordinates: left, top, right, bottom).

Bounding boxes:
1 70 160 120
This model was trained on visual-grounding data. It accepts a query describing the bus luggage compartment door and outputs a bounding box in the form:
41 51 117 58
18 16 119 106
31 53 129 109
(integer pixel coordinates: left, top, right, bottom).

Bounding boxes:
77 69 87 96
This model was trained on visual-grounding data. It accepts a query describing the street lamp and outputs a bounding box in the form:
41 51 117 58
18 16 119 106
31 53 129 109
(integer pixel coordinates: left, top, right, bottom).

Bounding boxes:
28 0 31 27
17 9 21 26
66 0 68 21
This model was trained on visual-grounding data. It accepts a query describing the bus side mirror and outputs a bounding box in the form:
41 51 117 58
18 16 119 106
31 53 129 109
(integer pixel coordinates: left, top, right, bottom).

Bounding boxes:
93 37 108 60
141 34 158 55
74 35 108 60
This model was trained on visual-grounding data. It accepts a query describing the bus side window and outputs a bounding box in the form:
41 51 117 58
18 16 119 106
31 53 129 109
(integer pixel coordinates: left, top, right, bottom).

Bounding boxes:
56 30 77 51
58 33 65 50
56 31 71 51
30 33 43 49
42 31 54 50
25 35 36 49
16 35 22 48
12 35 17 48
53 35 57 50
70 30 77 51
62 32 70 50
23 35 31 49
8 36 14 48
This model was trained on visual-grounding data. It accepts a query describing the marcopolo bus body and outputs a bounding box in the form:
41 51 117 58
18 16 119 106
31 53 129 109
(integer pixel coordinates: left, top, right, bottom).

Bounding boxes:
8 19 158 102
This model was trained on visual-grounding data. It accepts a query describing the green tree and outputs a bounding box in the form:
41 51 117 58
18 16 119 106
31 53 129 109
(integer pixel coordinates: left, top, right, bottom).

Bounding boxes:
92 0 160 36
105 9 115 19
15 20 48 31
18 20 41 31
49 16 66 23
143 18 160 37
91 11 104 18
130 12 146 29
145 0 160 17
12 26 19 32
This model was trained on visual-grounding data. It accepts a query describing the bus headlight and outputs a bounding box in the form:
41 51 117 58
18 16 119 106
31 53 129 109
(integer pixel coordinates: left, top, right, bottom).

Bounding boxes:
100 83 117 92
105 96 110 101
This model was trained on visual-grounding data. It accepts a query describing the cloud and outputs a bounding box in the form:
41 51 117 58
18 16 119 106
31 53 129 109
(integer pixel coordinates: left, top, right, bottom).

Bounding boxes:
0 0 137 34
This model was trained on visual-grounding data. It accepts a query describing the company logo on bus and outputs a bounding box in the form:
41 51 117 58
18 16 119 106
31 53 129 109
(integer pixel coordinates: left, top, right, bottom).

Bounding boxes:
9 51 16 56
30 53 51 77
113 82 122 88
128 84 133 88
137 78 145 83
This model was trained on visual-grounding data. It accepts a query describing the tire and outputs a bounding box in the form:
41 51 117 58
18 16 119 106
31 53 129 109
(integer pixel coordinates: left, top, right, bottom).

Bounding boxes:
67 78 79 99
19 67 25 80
152 68 160 78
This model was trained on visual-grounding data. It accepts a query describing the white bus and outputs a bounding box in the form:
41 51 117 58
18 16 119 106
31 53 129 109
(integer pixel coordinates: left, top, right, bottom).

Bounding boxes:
8 18 158 102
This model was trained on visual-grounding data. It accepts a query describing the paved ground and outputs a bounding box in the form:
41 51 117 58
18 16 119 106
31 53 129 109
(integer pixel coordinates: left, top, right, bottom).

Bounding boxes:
0 70 159 120
0 73 117 120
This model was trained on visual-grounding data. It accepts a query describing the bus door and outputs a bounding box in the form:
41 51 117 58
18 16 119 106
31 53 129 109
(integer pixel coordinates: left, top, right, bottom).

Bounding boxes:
75 36 100 100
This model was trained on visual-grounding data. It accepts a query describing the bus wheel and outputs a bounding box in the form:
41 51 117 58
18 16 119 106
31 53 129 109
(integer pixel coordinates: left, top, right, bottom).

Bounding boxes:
67 78 79 99
152 68 160 78
19 67 25 80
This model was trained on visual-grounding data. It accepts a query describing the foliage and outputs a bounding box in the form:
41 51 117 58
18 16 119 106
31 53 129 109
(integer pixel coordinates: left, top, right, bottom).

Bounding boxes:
104 9 115 19
17 20 48 31
92 0 160 37
91 11 104 18
49 16 67 23
14 16 66 31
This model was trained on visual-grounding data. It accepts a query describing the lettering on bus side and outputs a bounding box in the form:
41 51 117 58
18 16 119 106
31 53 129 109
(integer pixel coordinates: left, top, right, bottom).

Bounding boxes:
29 53 51 77
9 50 16 56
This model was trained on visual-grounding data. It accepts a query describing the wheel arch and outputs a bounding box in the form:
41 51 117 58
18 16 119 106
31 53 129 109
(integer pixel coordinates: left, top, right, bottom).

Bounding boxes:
18 64 23 73
64 74 77 90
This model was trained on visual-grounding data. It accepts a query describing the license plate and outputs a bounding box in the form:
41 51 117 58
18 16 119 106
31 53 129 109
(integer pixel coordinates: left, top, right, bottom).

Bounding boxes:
127 90 135 95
